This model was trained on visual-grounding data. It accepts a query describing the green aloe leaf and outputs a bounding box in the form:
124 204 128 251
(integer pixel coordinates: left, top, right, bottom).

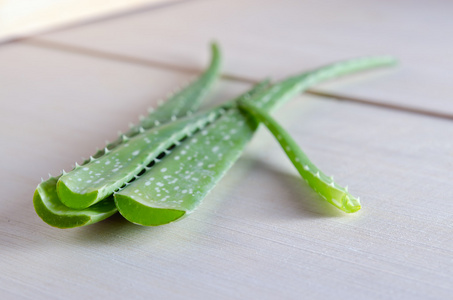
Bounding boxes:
238 100 360 213
57 80 271 209
57 106 226 209
114 56 396 225
34 177 116 228
33 43 222 228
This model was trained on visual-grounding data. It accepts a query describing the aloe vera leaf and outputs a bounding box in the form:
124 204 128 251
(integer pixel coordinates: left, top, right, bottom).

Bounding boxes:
34 43 222 228
239 100 360 213
114 56 396 225
57 80 271 210
33 177 117 228
57 107 226 209
114 108 257 225
256 56 397 112
93 42 222 158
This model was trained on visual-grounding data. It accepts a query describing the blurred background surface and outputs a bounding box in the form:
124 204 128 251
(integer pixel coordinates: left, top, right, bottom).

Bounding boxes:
0 0 176 41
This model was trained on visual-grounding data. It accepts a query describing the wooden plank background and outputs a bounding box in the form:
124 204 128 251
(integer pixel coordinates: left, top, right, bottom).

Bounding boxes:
1 1 452 299
0 0 179 42
35 0 453 117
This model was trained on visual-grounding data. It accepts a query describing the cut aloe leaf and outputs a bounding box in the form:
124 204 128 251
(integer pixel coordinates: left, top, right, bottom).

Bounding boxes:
57 107 226 209
57 80 271 210
238 100 360 213
115 56 396 225
33 176 117 228
114 108 258 225
34 43 222 228
92 42 222 158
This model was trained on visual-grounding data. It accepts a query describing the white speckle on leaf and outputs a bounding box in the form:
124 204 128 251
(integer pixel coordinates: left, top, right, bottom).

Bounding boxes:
212 146 219 152
157 182 164 187
161 168 167 172
132 150 140 156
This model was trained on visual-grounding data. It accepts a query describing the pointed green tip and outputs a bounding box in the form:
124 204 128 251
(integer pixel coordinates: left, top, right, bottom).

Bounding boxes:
115 194 185 226
210 41 219 53
341 195 361 213
57 178 99 209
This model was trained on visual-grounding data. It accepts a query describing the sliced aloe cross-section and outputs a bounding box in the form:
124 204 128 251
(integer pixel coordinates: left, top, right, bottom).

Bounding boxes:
34 177 117 228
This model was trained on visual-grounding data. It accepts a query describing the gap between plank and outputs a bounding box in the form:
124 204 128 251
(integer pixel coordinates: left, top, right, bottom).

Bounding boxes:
23 38 453 122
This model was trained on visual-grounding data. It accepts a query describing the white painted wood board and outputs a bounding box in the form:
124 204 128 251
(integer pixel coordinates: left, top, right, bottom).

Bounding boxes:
0 43 452 299
0 0 179 42
36 0 453 116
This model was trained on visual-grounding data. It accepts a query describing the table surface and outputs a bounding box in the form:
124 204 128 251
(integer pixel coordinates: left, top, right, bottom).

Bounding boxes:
1 1 452 299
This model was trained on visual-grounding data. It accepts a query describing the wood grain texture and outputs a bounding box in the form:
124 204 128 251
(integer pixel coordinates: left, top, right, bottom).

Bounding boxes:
1 43 452 299
35 0 453 117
